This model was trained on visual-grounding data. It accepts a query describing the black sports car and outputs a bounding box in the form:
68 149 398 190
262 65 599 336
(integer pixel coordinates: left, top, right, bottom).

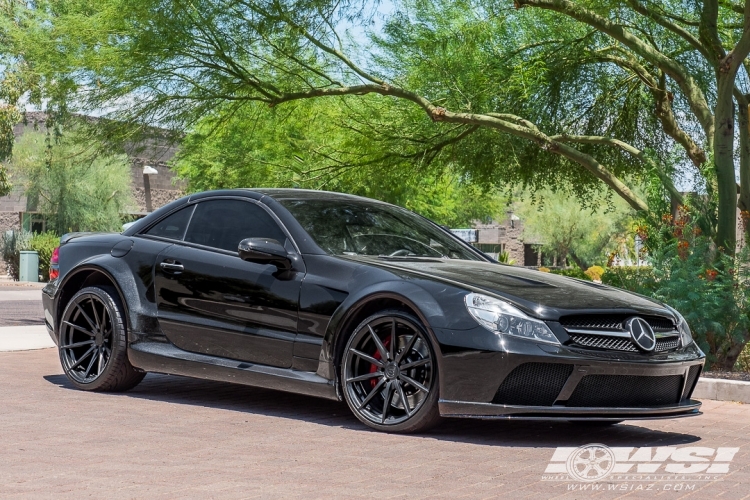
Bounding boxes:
42 189 705 432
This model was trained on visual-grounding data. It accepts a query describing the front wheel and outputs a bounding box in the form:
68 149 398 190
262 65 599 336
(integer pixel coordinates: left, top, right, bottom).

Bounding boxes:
341 310 441 433
58 286 145 392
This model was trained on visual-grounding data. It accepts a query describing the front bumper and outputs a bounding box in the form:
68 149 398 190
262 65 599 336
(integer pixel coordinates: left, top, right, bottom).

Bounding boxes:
438 400 701 420
434 326 705 420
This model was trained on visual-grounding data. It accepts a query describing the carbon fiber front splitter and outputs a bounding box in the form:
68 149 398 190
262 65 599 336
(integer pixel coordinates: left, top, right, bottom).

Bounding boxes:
438 399 702 420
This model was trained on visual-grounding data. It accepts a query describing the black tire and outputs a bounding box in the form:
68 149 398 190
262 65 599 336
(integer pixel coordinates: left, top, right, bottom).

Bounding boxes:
341 310 441 433
58 286 145 392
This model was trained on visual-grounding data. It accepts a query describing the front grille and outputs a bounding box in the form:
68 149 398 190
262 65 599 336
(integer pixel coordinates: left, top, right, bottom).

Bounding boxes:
566 374 683 407
656 337 680 352
682 365 702 400
570 334 637 352
492 363 573 406
569 334 680 353
560 315 676 333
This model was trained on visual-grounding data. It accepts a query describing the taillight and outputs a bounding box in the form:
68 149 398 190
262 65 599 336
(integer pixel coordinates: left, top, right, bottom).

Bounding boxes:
49 246 60 280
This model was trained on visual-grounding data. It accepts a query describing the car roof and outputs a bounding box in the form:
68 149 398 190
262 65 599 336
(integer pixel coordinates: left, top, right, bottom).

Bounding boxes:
246 188 391 205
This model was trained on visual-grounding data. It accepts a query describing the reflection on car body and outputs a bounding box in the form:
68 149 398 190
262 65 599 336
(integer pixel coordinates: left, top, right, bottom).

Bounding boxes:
43 188 704 433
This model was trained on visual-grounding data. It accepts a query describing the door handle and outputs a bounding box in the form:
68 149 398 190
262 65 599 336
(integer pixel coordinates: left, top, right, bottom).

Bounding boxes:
160 261 184 273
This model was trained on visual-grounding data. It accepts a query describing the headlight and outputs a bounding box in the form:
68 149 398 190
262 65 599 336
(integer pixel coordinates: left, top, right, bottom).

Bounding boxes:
667 306 693 348
464 293 560 345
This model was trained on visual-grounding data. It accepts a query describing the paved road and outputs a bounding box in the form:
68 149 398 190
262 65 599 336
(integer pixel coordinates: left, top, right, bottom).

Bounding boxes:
1 348 749 499
0 286 44 327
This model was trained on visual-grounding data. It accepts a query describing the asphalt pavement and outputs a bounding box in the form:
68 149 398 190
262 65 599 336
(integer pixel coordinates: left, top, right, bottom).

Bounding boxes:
1 283 749 498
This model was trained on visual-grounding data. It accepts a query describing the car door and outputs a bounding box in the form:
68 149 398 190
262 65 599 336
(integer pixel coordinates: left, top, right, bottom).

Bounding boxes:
153 198 303 368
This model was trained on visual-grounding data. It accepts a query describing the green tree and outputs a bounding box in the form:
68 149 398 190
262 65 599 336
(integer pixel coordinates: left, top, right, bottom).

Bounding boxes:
516 188 635 269
173 99 503 226
8 130 134 234
11 0 750 253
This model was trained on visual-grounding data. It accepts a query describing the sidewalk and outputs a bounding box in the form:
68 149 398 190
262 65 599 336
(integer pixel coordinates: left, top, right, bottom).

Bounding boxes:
0 276 49 352
0 325 54 351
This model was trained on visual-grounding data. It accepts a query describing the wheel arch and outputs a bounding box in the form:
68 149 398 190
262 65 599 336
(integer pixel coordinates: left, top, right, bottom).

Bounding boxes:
56 265 131 334
321 282 447 391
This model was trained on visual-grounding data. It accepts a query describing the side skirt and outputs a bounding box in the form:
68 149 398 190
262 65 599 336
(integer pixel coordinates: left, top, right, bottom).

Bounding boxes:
129 341 338 401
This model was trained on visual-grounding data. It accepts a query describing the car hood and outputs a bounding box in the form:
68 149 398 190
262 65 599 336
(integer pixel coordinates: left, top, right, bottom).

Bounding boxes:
341 256 671 321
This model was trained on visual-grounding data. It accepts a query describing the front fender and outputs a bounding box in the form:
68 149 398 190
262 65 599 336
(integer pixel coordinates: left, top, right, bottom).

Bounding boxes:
55 256 161 344
318 280 446 378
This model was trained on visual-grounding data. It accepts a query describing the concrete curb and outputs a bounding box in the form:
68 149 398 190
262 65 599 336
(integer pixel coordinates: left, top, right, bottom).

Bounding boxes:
694 378 750 404
0 325 55 352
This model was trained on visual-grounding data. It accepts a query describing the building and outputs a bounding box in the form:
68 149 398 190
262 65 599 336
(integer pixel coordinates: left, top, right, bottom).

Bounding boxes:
0 112 185 272
472 211 545 266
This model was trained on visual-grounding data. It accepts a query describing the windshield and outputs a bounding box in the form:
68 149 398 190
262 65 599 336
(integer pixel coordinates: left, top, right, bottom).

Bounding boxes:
280 199 483 261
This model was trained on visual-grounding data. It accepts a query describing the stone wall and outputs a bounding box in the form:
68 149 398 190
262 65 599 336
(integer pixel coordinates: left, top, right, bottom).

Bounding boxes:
474 212 527 264
132 188 185 213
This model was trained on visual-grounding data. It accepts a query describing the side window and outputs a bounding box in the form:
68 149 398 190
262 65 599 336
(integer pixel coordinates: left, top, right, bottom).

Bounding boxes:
184 199 287 252
144 205 195 240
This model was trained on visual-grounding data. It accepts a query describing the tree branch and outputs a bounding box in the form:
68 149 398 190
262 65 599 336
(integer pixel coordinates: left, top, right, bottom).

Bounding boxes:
550 133 684 204
267 83 648 212
516 0 715 141
626 0 712 62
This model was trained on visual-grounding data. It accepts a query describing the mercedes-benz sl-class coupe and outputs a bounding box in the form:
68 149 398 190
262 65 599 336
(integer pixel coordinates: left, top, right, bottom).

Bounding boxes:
42 189 705 433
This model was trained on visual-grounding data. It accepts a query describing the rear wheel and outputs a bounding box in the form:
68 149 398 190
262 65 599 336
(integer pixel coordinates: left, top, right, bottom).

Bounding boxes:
341 310 440 433
58 286 145 392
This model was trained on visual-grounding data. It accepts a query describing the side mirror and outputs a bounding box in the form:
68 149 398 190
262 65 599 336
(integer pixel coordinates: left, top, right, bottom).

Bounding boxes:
238 238 292 271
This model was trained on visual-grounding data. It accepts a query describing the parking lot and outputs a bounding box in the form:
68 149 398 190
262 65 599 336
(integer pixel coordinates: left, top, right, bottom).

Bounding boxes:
0 346 747 499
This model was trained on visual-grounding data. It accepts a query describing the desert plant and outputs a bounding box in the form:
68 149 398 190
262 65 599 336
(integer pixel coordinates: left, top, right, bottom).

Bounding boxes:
1 230 31 280
8 131 134 234
498 251 516 265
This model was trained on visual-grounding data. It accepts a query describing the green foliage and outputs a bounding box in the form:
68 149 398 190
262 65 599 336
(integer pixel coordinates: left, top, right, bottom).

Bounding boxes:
24 231 58 281
600 266 656 294
7 130 134 234
497 251 516 265
646 235 750 371
1 229 30 280
173 100 502 227
549 268 590 280
516 188 635 268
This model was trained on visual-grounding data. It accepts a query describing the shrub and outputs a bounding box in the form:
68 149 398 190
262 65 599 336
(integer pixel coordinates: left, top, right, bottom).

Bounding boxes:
25 232 59 281
601 266 657 294
498 251 516 265
550 268 591 280
584 265 605 281
646 236 750 371
538 266 550 273
0 230 31 280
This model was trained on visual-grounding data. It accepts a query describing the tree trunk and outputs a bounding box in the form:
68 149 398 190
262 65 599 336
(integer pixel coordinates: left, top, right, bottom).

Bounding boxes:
714 71 738 253
568 251 588 271
712 337 749 371
738 96 750 241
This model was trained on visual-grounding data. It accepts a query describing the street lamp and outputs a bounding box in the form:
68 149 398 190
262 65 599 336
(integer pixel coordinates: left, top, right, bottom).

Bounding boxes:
143 165 158 212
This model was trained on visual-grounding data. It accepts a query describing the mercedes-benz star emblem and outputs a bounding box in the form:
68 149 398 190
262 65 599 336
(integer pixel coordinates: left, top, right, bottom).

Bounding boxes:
626 317 656 352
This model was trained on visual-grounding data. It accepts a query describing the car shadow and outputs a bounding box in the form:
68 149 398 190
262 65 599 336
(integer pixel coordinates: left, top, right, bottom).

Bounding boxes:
43 373 701 447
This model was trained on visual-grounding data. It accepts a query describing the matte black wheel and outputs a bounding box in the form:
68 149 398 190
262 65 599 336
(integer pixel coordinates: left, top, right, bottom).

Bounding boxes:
59 286 145 391
342 310 440 433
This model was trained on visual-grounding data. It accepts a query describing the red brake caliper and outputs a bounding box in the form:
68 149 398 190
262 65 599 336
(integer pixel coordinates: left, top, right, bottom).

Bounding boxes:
369 336 390 388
